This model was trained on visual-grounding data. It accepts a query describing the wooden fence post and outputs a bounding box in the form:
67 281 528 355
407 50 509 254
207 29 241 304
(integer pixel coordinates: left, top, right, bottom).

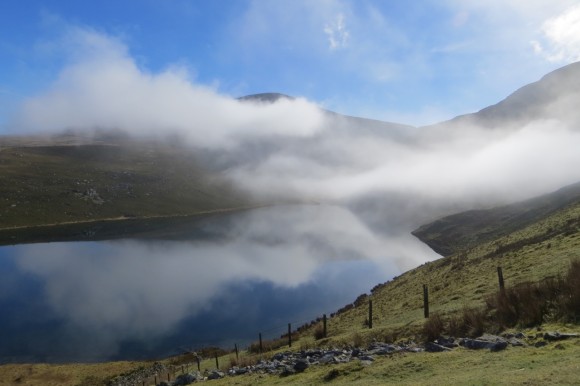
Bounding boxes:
215 352 219 369
323 314 327 338
235 343 239 360
288 323 292 347
259 333 263 354
196 356 201 372
423 284 429 318
497 266 505 290
368 299 373 329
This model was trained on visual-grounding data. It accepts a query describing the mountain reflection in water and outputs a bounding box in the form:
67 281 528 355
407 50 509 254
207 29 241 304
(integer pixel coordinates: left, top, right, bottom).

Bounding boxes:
0 205 439 363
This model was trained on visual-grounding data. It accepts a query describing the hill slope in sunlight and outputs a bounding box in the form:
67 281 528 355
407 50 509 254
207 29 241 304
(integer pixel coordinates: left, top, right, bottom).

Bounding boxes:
0 131 250 232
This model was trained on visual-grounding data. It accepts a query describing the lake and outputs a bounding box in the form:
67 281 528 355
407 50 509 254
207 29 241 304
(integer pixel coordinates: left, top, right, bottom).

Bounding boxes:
0 205 439 363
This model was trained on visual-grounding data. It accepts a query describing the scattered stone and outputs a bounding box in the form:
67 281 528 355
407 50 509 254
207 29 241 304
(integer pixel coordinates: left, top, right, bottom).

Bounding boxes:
535 341 548 348
172 372 199 385
544 332 580 341
425 342 451 352
436 336 459 348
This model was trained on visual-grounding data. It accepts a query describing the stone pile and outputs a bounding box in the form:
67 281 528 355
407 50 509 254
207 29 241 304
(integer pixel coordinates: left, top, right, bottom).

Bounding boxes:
108 362 168 386
118 330 576 386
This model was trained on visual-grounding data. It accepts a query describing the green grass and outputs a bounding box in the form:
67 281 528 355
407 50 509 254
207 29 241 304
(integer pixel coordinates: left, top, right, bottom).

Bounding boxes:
413 181 580 256
208 337 580 385
0 133 251 240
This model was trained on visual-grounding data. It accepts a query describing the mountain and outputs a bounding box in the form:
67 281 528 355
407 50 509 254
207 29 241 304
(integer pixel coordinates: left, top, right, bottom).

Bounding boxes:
429 61 580 130
412 180 580 256
237 92 295 103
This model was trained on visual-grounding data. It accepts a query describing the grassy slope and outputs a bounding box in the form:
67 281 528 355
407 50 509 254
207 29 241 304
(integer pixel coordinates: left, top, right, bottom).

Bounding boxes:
0 134 249 233
412 181 580 256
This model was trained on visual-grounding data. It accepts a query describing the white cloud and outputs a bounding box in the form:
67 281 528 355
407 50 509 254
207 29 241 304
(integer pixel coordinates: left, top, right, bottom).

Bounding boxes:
536 4 580 62
324 13 350 50
12 28 325 147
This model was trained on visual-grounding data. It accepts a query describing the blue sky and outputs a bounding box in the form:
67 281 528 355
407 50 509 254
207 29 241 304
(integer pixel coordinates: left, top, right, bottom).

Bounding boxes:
1 0 579 128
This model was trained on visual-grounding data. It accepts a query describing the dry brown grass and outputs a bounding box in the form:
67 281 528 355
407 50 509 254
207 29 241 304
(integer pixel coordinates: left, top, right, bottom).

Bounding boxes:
0 361 147 386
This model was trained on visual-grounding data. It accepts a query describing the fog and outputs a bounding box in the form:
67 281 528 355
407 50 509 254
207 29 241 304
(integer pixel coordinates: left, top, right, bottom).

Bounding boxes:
11 28 580 208
4 28 580 361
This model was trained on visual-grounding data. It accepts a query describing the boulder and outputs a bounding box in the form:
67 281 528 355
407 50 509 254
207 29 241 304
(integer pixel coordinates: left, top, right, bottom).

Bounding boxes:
172 373 197 385
462 338 507 352
293 360 309 372
207 370 225 380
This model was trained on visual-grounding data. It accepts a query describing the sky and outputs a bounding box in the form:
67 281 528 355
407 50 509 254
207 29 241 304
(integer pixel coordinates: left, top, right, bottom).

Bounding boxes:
1 0 580 128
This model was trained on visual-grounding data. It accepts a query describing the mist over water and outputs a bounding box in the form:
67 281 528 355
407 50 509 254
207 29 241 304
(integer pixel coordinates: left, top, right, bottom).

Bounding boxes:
0 205 440 363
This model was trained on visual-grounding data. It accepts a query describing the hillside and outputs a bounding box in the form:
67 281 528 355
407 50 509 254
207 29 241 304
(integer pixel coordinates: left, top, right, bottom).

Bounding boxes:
412 180 580 256
0 131 250 233
430 61 580 130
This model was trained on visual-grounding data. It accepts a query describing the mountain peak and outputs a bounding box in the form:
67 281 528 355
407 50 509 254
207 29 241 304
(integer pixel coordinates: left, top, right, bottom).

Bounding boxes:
237 93 295 104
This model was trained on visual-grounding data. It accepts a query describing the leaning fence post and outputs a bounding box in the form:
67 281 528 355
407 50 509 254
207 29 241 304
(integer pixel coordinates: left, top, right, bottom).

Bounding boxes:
323 314 327 338
497 266 505 290
288 323 292 347
368 299 373 329
423 284 429 318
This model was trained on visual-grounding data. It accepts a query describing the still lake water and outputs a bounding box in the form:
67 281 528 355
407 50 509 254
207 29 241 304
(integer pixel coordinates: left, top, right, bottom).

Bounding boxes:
0 205 438 363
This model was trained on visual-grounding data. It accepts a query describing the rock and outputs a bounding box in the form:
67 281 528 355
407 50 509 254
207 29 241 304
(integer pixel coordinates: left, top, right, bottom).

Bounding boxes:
368 343 399 355
358 355 374 362
319 354 335 364
172 373 197 385
207 370 225 380
507 337 525 347
293 360 309 372
544 332 580 341
490 341 508 352
425 342 451 352
462 338 507 352
535 341 548 348
280 366 296 377
436 337 458 348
